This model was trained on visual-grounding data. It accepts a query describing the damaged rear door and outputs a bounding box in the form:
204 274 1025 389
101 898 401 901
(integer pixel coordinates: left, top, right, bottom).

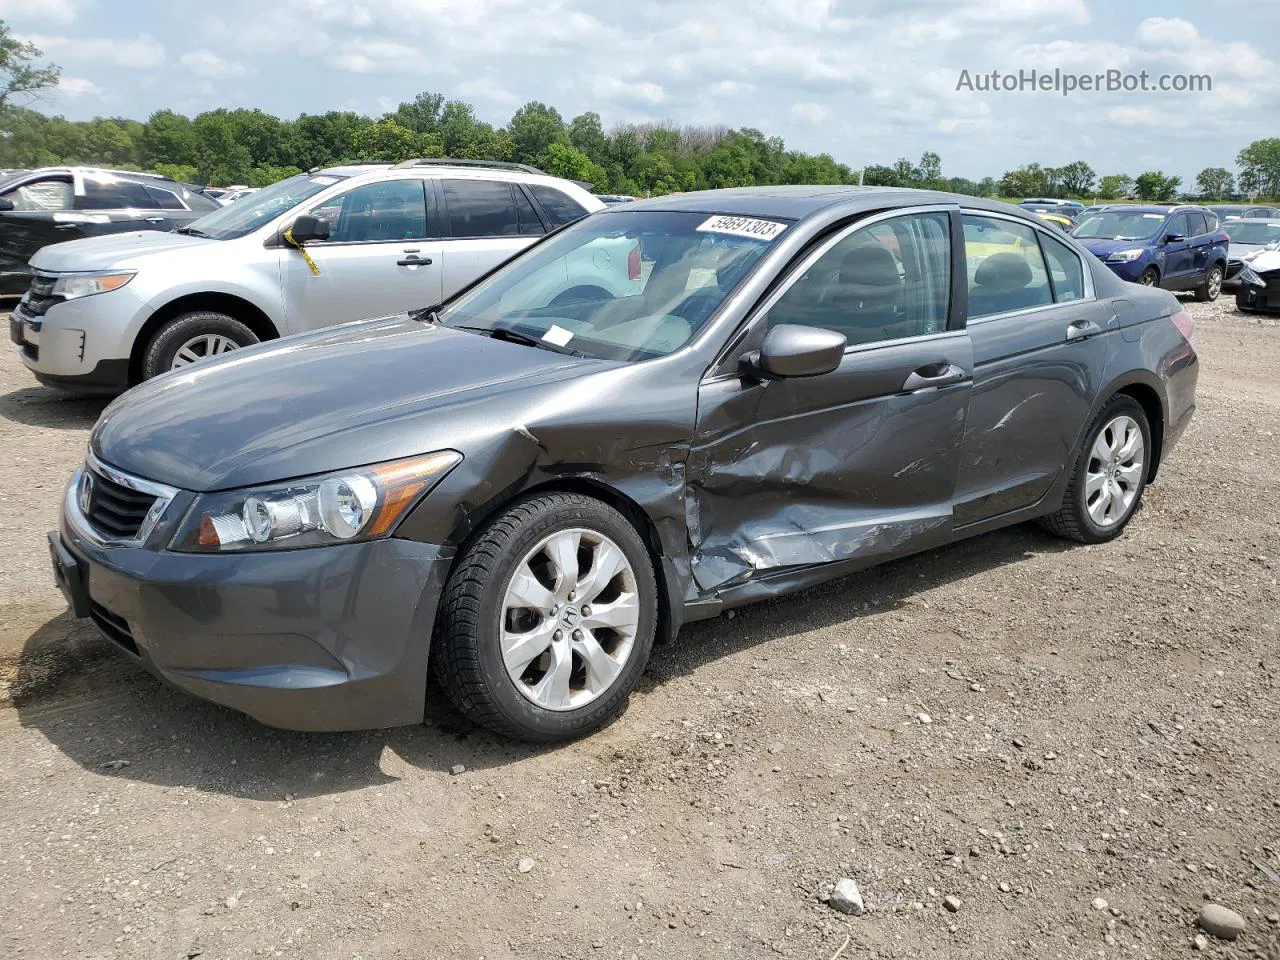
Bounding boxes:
686 207 973 596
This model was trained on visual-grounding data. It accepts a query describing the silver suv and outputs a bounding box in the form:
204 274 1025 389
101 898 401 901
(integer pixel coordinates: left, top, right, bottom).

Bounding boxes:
10 159 607 393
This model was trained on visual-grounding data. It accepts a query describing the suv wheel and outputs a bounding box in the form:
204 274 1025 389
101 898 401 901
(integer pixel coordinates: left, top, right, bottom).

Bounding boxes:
1039 395 1151 544
141 311 259 380
433 493 658 742
1195 264 1224 302
1139 267 1160 287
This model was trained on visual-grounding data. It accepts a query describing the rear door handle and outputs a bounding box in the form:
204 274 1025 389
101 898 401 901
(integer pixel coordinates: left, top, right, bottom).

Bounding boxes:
397 256 433 266
143 216 166 223
1065 319 1102 341
902 363 965 392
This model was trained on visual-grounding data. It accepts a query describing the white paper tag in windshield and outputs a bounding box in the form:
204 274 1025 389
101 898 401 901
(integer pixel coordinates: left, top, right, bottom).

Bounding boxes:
696 215 787 241
1142 214 1164 219
542 324 574 347
310 175 339 186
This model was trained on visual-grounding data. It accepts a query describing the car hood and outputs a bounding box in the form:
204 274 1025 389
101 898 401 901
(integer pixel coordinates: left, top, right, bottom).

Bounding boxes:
1243 249 1280 274
31 230 214 272
91 316 606 491
1075 237 1151 257
1228 241 1267 257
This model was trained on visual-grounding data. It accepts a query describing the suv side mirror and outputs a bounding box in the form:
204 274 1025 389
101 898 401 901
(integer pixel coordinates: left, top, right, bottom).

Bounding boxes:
287 214 330 245
741 324 847 380
0 197 14 212
1163 232 1185 244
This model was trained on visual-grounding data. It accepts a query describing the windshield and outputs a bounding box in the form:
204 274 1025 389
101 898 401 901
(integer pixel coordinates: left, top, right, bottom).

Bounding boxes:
438 210 788 362
184 173 347 240
1072 210 1166 241
1226 221 1280 245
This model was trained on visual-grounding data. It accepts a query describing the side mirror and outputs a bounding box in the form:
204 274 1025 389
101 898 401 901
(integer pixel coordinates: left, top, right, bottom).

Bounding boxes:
1163 233 1185 244
0 197 14 212
287 214 330 245
741 324 847 380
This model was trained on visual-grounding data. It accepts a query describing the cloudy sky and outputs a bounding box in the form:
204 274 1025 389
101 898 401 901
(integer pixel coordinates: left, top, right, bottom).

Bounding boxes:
2 0 1273 184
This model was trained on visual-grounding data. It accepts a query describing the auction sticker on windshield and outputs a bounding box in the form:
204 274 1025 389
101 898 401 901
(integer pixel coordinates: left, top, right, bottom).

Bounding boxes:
697 215 788 241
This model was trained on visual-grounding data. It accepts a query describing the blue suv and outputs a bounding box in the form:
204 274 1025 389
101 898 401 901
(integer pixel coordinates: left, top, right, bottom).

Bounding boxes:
1071 205 1229 300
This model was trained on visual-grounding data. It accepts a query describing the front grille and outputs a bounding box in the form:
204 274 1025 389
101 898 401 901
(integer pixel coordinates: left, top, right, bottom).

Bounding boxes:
19 273 65 317
90 601 139 656
86 467 159 540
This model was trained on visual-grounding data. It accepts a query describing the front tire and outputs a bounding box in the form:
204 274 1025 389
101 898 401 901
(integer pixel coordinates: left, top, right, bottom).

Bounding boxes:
433 493 658 742
1195 264 1224 302
141 311 258 380
1040 395 1151 544
1139 266 1160 287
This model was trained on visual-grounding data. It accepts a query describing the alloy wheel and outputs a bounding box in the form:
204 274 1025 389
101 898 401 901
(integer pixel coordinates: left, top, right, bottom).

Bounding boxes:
170 334 241 369
1084 415 1145 528
1207 267 1222 299
500 528 640 711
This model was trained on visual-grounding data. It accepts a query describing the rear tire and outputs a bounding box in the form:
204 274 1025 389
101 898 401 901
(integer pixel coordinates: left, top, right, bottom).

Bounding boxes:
1039 395 1151 544
433 493 658 743
141 311 258 380
1194 264 1223 302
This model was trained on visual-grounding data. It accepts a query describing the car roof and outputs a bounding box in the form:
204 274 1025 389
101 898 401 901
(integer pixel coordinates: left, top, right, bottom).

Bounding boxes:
24 165 178 183
625 185 1061 224
1227 217 1280 225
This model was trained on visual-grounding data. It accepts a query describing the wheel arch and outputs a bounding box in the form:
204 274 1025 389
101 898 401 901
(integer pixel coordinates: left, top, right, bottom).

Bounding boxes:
439 475 679 647
1104 376 1166 482
129 292 281 384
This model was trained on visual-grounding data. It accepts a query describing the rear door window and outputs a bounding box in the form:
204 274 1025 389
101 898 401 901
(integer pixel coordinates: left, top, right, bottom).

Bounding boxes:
1038 232 1086 303
529 184 590 228
513 186 545 236
441 179 522 238
962 215 1053 319
145 186 187 210
77 177 157 210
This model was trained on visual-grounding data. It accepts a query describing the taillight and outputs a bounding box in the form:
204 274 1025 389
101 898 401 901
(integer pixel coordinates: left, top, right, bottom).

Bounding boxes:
1171 309 1196 349
627 243 641 281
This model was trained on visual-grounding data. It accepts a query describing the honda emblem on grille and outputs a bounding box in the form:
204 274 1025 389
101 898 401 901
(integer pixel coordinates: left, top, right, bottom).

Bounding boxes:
77 470 94 515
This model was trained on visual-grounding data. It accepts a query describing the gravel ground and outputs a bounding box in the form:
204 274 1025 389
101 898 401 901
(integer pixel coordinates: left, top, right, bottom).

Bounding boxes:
0 297 1277 960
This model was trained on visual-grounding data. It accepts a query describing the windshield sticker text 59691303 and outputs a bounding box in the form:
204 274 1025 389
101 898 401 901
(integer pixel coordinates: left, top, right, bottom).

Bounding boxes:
696 215 787 242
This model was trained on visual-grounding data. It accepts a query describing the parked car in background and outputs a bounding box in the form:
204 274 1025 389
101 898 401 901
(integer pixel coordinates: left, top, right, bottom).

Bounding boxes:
1019 200 1083 224
0 167 220 296
1209 204 1280 222
1234 247 1280 312
11 159 609 393
49 186 1198 740
1077 204 1114 220
1071 205 1228 299
596 194 636 205
1222 218 1280 288
1034 211 1074 232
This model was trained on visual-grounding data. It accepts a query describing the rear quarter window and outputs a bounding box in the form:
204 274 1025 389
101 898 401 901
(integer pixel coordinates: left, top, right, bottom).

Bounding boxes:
529 184 589 228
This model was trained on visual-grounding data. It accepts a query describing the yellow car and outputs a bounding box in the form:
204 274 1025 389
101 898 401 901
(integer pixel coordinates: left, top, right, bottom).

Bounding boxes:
1035 211 1075 233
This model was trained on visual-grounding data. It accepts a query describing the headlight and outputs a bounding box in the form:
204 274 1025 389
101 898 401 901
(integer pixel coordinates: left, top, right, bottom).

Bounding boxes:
1106 249 1145 263
1237 265 1266 288
169 450 461 552
52 272 136 300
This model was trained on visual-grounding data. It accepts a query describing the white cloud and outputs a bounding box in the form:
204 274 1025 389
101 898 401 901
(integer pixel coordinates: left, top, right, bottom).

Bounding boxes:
22 32 164 69
456 77 519 108
790 102 828 124
180 50 248 79
329 40 436 75
55 75 100 97
591 75 666 106
0 0 88 25
1136 17 1199 49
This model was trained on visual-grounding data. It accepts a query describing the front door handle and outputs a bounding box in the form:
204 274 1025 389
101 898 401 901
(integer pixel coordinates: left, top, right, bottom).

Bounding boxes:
902 363 965 392
397 255 433 266
1065 319 1102 341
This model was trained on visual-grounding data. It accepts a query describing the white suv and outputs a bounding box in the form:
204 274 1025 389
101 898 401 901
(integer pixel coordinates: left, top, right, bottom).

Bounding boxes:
10 160 613 393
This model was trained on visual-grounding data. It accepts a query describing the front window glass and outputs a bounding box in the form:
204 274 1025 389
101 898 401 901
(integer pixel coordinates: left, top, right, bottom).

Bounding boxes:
766 212 950 345
439 210 787 362
312 179 428 243
184 173 348 240
7 177 73 211
1073 210 1167 241
1227 221 1280 244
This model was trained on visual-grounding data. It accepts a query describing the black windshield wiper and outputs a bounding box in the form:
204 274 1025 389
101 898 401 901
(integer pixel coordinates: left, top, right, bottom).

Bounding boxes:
450 323 584 357
174 225 213 238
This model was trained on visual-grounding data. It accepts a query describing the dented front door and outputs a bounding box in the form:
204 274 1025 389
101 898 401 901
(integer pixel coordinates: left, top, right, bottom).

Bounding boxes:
684 208 972 595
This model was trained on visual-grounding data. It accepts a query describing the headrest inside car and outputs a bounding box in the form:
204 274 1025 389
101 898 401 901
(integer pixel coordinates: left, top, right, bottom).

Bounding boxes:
974 252 1033 289
839 244 900 287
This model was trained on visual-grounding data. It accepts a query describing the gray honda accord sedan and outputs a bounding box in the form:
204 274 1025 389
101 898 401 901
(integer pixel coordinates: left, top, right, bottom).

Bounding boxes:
51 186 1198 742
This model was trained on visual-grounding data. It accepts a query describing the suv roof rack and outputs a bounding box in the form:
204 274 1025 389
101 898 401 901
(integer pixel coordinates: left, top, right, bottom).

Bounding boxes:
390 157 548 175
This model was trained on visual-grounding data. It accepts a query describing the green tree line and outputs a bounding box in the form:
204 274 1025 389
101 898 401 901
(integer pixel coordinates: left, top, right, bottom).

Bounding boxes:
0 22 1276 202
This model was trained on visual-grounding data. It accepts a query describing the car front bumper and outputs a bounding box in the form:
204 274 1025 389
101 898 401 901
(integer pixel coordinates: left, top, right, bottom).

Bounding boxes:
54 469 454 731
12 283 150 394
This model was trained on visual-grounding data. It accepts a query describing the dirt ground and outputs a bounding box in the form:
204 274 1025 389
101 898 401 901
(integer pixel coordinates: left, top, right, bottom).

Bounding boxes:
0 297 1277 960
